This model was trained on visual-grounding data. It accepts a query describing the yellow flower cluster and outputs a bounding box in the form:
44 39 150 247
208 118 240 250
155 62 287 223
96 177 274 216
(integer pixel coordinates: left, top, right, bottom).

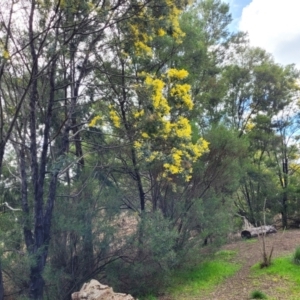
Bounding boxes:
170 84 193 110
88 115 101 127
133 68 208 182
134 141 142 149
165 0 186 42
157 28 166 37
2 49 9 60
134 41 152 56
145 76 170 115
162 139 209 180
172 116 192 138
245 121 255 132
109 109 121 128
161 119 172 138
164 148 184 175
133 109 145 118
167 68 189 80
127 0 187 57
130 22 153 56
145 151 161 163
141 132 150 138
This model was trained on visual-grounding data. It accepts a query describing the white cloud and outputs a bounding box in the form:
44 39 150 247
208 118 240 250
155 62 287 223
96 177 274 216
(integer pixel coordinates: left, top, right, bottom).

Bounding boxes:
239 0 300 67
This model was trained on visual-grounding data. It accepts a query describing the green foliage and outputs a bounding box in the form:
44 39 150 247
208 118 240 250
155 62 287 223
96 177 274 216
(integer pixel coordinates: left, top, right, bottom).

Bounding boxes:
293 246 300 265
43 176 122 299
250 289 268 299
106 211 178 297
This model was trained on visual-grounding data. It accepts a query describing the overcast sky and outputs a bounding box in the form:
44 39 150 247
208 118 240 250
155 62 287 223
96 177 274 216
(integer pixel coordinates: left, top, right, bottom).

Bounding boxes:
223 0 300 68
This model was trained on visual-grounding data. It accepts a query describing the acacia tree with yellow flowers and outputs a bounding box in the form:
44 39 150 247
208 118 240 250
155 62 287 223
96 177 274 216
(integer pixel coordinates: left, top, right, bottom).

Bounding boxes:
88 0 209 217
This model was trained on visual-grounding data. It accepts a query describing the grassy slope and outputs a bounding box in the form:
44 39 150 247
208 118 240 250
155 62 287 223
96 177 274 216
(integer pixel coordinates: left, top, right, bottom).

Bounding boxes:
251 255 300 300
142 250 240 300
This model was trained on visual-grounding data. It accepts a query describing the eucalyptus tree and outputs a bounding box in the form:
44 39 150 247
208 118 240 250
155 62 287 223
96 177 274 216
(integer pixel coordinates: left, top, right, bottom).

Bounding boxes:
221 47 298 135
266 95 300 228
224 49 300 225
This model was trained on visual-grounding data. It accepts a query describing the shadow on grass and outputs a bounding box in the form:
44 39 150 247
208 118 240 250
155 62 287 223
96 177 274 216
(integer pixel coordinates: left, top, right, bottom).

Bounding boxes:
159 250 240 300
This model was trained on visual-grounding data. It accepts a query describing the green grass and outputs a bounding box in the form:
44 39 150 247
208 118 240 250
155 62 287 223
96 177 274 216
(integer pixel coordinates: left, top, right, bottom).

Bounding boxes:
252 255 300 298
140 250 239 300
163 250 240 299
244 238 258 244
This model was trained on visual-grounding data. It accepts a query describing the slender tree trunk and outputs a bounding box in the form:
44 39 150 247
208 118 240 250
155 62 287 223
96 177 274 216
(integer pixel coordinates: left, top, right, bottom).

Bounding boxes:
282 157 288 228
0 155 4 300
0 261 4 300
282 191 288 229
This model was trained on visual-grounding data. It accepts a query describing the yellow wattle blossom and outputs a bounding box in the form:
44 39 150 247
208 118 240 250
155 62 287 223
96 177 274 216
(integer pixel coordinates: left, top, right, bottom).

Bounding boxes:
130 24 139 37
245 121 255 132
157 28 166 36
190 139 209 161
130 22 154 56
170 84 193 110
134 41 152 56
109 109 121 128
128 0 187 58
173 117 192 138
163 163 182 175
172 149 183 166
165 0 186 42
135 67 209 182
167 69 189 80
133 109 145 118
141 132 150 138
185 175 192 182
134 141 142 149
145 151 160 162
88 115 101 127
2 49 9 59
161 120 172 138
145 76 170 115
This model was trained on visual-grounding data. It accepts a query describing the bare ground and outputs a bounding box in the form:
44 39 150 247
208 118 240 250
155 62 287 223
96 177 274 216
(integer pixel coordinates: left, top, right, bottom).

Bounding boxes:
160 229 300 300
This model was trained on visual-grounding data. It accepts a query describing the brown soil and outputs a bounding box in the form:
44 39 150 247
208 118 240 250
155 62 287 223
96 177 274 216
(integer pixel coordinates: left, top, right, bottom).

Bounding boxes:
160 229 300 300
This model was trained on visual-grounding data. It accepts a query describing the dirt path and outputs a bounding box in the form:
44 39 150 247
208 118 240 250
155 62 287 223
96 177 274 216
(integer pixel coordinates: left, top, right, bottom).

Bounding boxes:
207 229 300 300
161 229 300 300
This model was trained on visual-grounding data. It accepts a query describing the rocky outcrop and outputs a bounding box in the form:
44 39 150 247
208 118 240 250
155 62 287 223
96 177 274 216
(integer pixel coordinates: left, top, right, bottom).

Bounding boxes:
71 279 135 300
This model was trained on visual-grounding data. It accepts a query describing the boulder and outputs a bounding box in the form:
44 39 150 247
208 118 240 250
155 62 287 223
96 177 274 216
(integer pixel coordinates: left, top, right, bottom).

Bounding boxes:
71 279 135 300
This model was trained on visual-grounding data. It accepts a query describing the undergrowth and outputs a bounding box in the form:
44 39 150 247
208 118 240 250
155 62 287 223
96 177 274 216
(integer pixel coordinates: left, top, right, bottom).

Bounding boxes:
293 246 300 265
141 250 239 300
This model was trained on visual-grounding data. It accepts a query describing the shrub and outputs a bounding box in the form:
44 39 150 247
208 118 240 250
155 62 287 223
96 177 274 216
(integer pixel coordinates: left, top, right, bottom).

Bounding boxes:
293 246 300 265
105 211 178 297
250 289 268 299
